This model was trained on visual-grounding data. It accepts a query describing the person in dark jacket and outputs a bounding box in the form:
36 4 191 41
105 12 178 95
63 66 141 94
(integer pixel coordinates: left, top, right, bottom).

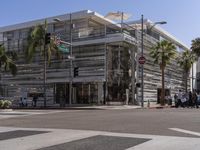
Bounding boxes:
192 90 199 108
33 95 38 107
188 91 193 107
175 90 182 108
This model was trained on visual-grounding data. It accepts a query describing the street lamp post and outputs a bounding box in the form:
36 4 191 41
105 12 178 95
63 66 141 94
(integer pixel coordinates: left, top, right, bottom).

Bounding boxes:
140 15 167 107
53 13 74 106
69 13 73 106
43 20 49 108
141 15 144 107
43 30 47 108
148 21 167 30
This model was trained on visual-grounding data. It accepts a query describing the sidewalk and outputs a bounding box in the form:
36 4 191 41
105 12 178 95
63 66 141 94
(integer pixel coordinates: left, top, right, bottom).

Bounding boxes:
71 105 141 110
12 104 174 110
12 105 141 110
145 103 175 109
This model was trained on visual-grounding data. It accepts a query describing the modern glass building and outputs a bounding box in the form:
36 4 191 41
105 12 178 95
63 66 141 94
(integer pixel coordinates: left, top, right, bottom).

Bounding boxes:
0 10 189 106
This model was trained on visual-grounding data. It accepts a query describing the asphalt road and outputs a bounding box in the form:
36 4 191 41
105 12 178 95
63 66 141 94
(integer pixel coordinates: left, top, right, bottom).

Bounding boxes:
0 108 200 137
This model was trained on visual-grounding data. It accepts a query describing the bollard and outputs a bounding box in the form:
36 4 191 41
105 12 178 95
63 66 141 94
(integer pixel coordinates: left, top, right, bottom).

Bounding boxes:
147 100 150 108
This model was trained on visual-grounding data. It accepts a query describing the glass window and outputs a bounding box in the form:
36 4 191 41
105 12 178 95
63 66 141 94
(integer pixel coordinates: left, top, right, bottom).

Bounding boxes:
6 31 14 39
54 23 65 32
20 29 29 39
0 33 3 42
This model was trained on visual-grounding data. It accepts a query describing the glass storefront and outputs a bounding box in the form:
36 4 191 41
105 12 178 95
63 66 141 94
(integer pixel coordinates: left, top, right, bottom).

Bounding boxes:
106 45 131 103
55 82 99 105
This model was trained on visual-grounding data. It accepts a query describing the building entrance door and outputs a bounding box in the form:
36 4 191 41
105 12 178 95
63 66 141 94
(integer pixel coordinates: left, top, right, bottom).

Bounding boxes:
55 83 69 106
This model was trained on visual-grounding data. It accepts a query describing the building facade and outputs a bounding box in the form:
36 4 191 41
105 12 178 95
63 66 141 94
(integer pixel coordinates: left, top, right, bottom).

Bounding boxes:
0 10 189 106
127 19 190 104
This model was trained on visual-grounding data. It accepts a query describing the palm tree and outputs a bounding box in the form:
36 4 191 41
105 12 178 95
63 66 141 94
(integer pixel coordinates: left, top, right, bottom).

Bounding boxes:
150 40 176 105
191 38 200 91
178 50 196 93
191 38 200 56
26 20 60 107
0 44 17 76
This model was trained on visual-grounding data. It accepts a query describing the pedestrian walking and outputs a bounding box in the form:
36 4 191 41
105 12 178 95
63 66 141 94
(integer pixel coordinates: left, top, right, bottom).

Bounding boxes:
181 93 187 107
175 90 182 108
33 95 38 107
192 90 199 108
188 91 193 107
174 93 178 106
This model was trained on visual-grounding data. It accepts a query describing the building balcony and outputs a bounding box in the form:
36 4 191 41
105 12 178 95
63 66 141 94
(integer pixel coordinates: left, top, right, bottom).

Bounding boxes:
53 27 137 46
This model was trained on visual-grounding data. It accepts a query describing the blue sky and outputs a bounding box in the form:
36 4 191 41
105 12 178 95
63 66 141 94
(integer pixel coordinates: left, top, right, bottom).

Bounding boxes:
0 0 199 47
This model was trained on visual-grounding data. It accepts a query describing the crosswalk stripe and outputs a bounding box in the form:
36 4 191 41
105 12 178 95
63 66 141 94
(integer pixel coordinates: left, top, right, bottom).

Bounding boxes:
0 110 79 119
0 126 200 150
169 128 200 137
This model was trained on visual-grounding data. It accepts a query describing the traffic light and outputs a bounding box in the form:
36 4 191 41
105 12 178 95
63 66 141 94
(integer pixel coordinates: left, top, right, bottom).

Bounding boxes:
136 83 141 88
73 67 79 77
45 33 51 44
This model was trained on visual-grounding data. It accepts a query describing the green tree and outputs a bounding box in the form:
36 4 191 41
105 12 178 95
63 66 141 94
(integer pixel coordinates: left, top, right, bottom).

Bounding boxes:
150 40 176 105
0 44 17 76
191 38 200 56
26 20 60 107
178 50 196 93
191 38 200 91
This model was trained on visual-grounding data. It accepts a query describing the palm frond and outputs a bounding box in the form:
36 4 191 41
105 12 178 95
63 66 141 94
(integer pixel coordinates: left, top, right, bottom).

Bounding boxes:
191 38 200 56
0 45 5 56
150 40 176 68
178 49 195 73
0 46 17 76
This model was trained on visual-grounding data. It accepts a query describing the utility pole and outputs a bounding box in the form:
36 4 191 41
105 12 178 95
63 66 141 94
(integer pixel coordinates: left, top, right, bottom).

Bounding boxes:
141 15 144 107
69 13 73 105
43 38 47 108
43 21 49 108
140 16 166 107
53 14 74 106
121 12 124 33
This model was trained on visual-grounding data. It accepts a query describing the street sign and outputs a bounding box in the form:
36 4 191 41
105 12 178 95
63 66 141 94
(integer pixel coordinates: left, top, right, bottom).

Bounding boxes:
138 56 146 65
58 43 69 53
54 36 70 53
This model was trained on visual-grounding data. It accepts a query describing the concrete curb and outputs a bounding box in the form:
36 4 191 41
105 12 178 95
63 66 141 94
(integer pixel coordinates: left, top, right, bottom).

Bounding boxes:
12 105 141 110
145 105 175 109
0 109 13 112
11 105 176 110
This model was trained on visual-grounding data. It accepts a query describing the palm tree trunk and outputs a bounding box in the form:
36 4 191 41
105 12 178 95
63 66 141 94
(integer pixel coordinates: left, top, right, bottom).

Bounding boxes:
161 66 165 106
185 72 188 93
192 63 194 92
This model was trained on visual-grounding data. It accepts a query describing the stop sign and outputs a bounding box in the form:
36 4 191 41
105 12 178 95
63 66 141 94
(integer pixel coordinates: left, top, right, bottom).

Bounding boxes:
139 56 146 64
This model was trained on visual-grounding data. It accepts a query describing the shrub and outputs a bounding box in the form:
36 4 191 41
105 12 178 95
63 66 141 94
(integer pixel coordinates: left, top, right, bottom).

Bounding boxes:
0 100 12 109
0 100 4 108
3 100 12 108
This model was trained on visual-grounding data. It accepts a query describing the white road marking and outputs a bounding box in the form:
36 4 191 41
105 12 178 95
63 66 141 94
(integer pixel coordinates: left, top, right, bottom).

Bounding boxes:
169 128 200 137
0 126 200 150
0 110 82 119
0 127 100 150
